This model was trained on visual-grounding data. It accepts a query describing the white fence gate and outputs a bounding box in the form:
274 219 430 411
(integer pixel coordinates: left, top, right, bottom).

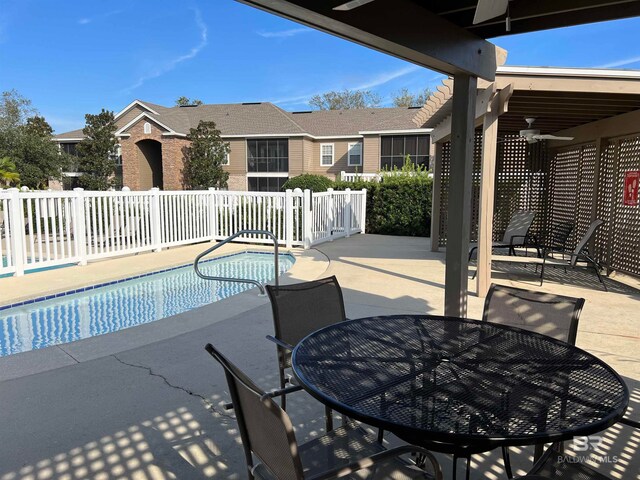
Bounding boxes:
0 187 366 276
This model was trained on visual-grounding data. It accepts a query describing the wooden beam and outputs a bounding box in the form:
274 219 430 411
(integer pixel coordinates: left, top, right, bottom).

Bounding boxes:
431 84 496 143
445 73 477 318
430 142 443 252
476 97 500 298
237 0 501 80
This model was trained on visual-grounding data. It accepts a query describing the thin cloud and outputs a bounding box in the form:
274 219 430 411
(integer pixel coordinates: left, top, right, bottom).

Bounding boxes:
78 9 123 25
257 28 311 39
122 8 208 93
596 55 640 68
270 64 422 106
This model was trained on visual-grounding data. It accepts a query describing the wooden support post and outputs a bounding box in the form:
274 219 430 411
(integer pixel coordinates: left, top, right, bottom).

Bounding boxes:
445 73 477 318
476 102 499 297
430 142 443 252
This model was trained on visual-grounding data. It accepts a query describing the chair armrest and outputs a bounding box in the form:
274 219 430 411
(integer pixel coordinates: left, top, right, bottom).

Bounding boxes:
260 385 303 401
307 445 442 480
265 335 295 351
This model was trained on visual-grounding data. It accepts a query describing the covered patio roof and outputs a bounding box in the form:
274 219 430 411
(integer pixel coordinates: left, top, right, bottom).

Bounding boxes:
237 0 640 317
416 66 640 141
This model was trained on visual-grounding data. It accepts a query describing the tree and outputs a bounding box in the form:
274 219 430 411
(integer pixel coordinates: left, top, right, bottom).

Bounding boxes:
309 89 381 110
0 91 69 189
392 87 433 108
175 96 203 106
0 157 20 186
183 121 230 190
76 109 118 190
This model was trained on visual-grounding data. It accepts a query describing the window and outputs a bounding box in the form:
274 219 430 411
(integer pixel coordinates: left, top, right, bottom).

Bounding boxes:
320 143 334 166
144 122 151 134
248 176 288 192
247 139 288 172
60 142 78 156
222 151 230 165
247 139 288 191
348 142 362 166
110 144 123 167
380 135 429 170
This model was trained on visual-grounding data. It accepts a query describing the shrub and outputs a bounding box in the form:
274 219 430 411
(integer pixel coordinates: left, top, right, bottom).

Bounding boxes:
282 174 333 192
334 172 432 237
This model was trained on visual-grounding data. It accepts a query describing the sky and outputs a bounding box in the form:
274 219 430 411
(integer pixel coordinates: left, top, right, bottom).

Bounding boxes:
1 1 640 134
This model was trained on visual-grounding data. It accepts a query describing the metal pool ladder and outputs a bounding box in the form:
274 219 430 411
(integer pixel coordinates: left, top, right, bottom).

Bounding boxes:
193 229 279 295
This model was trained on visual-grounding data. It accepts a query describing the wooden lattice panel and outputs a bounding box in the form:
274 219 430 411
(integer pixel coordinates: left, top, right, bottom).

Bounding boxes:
548 146 583 249
439 132 547 245
611 135 640 275
595 142 616 264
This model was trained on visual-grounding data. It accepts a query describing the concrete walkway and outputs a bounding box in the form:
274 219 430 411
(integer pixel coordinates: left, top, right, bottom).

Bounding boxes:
0 235 637 479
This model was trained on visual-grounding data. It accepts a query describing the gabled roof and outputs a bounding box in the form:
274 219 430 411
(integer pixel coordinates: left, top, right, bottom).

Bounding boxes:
55 101 426 140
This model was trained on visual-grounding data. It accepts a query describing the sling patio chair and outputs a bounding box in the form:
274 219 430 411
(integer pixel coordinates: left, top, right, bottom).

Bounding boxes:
205 343 443 480
469 210 538 261
518 416 639 480
539 222 574 258
482 284 586 479
490 220 608 291
265 276 347 431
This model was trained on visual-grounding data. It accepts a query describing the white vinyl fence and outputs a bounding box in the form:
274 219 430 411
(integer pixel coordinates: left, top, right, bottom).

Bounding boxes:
0 187 366 276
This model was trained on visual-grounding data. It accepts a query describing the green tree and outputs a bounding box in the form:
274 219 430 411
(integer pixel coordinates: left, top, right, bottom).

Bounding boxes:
392 87 432 107
309 89 381 110
183 121 230 190
0 91 69 189
175 96 203 106
76 109 118 190
0 157 20 186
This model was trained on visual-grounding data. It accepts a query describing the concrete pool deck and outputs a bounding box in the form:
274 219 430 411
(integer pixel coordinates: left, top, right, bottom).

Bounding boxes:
0 234 637 479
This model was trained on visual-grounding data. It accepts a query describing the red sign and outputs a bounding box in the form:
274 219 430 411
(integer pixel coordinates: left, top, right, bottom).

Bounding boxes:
624 170 639 206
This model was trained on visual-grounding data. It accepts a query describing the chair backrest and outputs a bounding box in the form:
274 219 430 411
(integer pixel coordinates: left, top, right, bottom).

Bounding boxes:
205 344 304 480
570 220 604 266
501 211 536 245
548 222 574 249
482 284 585 344
266 276 347 348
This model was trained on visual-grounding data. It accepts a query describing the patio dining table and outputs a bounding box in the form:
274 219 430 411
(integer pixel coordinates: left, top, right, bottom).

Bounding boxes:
291 315 629 476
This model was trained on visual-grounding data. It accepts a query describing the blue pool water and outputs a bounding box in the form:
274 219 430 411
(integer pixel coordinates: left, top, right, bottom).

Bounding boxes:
0 252 294 357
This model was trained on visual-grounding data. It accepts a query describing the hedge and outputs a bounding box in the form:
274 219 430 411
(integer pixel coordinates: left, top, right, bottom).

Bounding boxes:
335 177 432 237
282 174 333 192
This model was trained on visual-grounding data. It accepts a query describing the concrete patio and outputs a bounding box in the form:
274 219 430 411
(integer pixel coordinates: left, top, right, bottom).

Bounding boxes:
0 234 637 479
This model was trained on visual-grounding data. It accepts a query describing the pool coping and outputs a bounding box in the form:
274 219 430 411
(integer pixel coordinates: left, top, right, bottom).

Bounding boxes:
0 250 295 312
0 246 330 382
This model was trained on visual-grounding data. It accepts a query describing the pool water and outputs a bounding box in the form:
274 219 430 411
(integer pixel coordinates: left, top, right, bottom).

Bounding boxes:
0 252 294 357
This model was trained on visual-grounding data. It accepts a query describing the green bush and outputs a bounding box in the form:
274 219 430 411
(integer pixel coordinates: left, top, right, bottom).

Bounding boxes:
282 174 333 192
334 172 432 237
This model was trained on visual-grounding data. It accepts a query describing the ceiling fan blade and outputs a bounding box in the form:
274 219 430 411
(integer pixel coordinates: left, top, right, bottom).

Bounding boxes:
473 0 509 24
333 0 376 11
533 134 575 141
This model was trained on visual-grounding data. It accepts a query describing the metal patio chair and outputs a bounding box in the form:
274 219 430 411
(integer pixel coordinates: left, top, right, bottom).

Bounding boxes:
539 222 574 258
483 284 586 478
539 219 607 291
205 343 443 480
469 210 538 261
518 416 639 480
265 276 347 430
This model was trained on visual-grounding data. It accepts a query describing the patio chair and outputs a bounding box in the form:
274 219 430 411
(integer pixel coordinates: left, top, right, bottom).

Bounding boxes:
483 284 585 478
265 276 346 430
517 416 639 480
469 210 538 261
539 222 574 258
204 343 443 480
539 219 607 291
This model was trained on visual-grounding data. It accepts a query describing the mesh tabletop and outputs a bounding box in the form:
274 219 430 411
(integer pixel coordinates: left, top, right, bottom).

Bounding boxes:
292 315 628 450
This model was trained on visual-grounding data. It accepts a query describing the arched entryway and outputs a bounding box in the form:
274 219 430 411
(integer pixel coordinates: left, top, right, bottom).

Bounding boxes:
136 139 163 189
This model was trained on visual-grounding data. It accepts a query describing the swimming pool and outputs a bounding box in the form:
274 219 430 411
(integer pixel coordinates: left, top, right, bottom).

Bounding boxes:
0 252 294 357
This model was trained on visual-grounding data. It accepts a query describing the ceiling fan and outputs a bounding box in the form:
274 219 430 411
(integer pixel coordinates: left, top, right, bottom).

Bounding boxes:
333 0 510 25
519 118 574 144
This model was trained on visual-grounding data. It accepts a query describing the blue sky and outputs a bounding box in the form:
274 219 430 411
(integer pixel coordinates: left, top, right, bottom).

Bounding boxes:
1 1 640 133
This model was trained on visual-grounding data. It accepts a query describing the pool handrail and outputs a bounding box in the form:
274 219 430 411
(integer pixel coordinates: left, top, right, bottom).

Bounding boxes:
193 230 279 295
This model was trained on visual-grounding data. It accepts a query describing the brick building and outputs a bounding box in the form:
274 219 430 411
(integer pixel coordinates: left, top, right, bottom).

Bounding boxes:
54 100 431 191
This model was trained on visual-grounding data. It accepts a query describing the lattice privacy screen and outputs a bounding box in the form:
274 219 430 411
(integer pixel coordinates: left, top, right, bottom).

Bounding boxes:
439 131 547 247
